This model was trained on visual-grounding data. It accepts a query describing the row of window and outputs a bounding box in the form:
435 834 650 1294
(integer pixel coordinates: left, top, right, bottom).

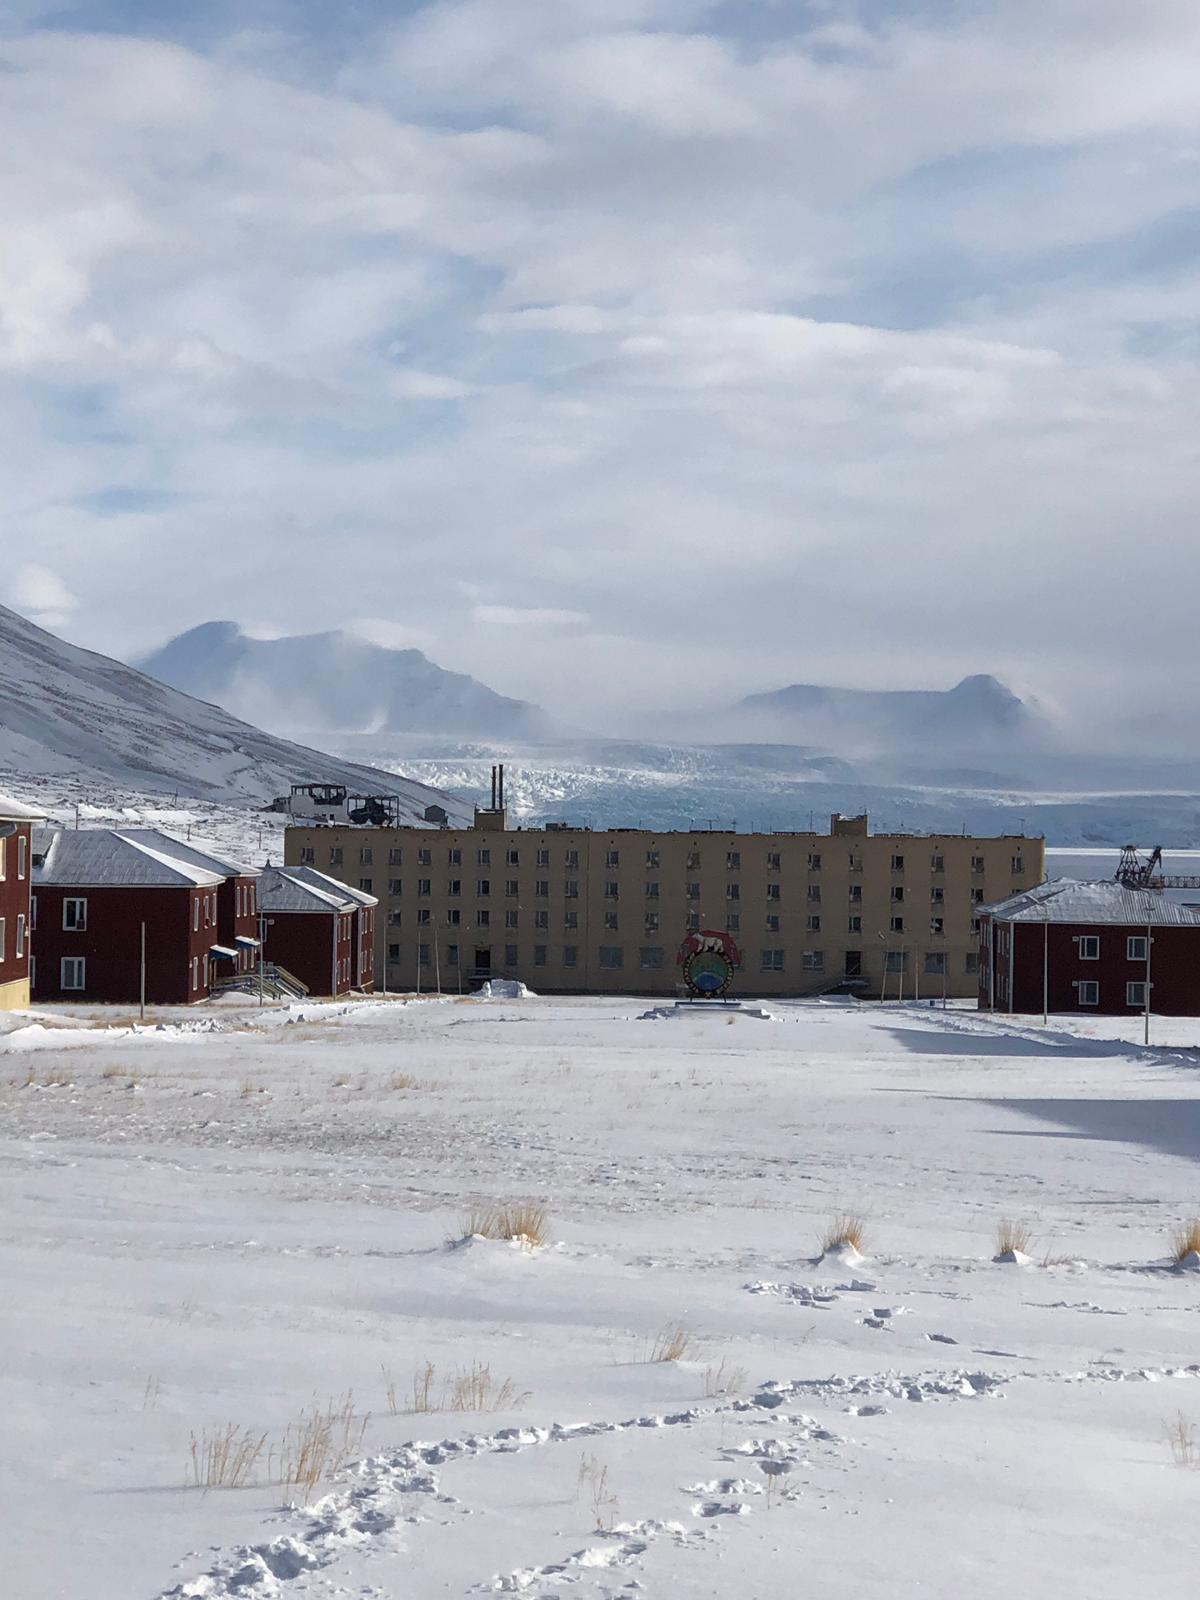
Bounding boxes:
1075 981 1148 1007
314 843 1025 875
382 905 965 938
364 876 991 910
0 833 28 882
1077 936 1149 961
397 944 980 975
0 914 27 963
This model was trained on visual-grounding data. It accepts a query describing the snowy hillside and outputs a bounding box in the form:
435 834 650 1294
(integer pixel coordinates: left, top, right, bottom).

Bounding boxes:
0 604 470 818
736 673 1051 754
138 621 548 740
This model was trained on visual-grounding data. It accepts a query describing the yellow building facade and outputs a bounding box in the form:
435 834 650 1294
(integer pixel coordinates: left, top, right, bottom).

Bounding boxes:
284 811 1044 999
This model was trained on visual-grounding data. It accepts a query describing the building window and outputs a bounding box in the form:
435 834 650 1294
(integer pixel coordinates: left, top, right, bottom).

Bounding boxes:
387 909 401 927
931 885 944 904
505 909 519 929
0 918 5 959
766 914 780 933
1011 855 1024 874
845 950 863 977
535 909 549 930
537 848 550 867
564 910 578 930
446 944 459 967
606 850 620 868
506 879 519 897
191 956 199 990
727 851 740 870
477 848 490 866
644 911 659 932
1076 980 1099 1006
565 850 579 869
446 909 461 926
15 914 25 959
387 942 400 963
300 847 314 865
1079 935 1100 960
848 885 862 904
726 883 740 901
847 915 862 933
418 878 431 897
389 878 402 895
807 884 821 902
646 849 660 868
807 852 822 871
419 943 430 967
330 847 343 867
890 886 904 903
604 910 619 931
564 946 578 968
418 848 431 867
848 854 863 872
802 951 824 971
766 883 781 902
359 878 372 892
931 854 944 873
640 947 664 970
388 848 402 866
477 909 491 928
61 956 85 990
604 881 618 900
476 879 490 897
885 950 905 973
448 848 461 866
417 908 431 926
536 880 550 898
534 945 547 967
506 848 520 866
930 917 944 936
891 854 905 872
687 850 700 870
965 952 979 974
686 911 700 931
806 914 821 931
1127 936 1148 961
925 951 947 975
599 946 623 969
890 916 905 933
17 834 26 878
565 879 579 898
359 847 373 865
971 855 984 873
686 882 701 900
448 879 461 897
971 888 985 904
63 898 88 931
760 949 784 972
505 943 519 967
767 851 781 871
1126 981 1147 1007
726 913 740 932
645 881 660 899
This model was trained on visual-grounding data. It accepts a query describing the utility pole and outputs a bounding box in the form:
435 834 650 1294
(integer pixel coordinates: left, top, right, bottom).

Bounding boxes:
1042 913 1049 1025
1144 922 1152 1046
434 926 442 996
139 922 146 1021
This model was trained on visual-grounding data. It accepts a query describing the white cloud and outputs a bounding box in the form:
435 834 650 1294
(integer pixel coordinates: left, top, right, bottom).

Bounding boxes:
9 563 78 631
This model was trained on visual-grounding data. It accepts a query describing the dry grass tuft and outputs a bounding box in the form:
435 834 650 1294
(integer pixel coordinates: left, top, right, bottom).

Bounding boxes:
647 1319 699 1363
271 1393 368 1495
387 1072 421 1090
21 1066 74 1089
1164 1412 1197 1467
1170 1219 1200 1263
446 1362 529 1413
821 1212 867 1254
458 1201 549 1248
995 1219 1033 1257
188 1423 267 1490
702 1358 748 1397
577 1453 618 1532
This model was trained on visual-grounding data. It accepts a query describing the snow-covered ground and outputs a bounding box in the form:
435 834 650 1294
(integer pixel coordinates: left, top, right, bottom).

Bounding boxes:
3 995 1200 1599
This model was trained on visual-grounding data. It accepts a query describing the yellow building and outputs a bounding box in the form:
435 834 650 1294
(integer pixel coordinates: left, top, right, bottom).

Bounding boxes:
284 806 1043 999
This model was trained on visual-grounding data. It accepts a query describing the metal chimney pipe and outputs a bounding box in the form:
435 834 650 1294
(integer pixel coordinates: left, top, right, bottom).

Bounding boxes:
499 764 505 808
491 765 497 809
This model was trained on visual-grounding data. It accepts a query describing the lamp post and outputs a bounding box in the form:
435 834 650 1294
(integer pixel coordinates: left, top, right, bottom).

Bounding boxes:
1144 921 1152 1047
1042 909 1049 1026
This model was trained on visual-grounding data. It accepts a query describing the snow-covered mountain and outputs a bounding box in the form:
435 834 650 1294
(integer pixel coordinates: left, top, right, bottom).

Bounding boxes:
736 674 1050 754
0 603 471 817
138 621 548 740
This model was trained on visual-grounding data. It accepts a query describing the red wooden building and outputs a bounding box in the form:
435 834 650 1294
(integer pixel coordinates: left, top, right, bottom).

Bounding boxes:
0 794 42 1012
117 830 262 979
257 865 376 996
978 881 1200 1016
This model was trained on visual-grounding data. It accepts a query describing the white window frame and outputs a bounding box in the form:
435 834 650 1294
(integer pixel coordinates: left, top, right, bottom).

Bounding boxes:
1075 980 1099 1006
17 834 26 879
0 917 5 962
15 914 25 959
63 897 87 932
1127 936 1148 962
1126 981 1147 1008
1079 936 1100 960
61 956 85 991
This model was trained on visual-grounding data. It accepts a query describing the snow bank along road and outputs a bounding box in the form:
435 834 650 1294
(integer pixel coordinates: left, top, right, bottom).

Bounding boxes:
2 996 1199 1598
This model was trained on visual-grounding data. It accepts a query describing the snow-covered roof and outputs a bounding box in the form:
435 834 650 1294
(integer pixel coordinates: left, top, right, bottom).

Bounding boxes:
257 863 370 914
0 793 46 821
32 828 226 888
115 828 259 879
981 879 1200 926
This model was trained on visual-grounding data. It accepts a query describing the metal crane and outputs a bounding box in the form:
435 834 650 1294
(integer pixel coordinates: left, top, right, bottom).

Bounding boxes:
1114 845 1200 891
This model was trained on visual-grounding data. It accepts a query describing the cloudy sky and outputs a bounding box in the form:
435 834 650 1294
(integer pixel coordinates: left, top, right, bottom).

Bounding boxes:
3 0 1199 729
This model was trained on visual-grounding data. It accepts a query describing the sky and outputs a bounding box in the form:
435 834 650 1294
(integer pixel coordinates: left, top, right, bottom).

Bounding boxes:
2 0 1200 731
